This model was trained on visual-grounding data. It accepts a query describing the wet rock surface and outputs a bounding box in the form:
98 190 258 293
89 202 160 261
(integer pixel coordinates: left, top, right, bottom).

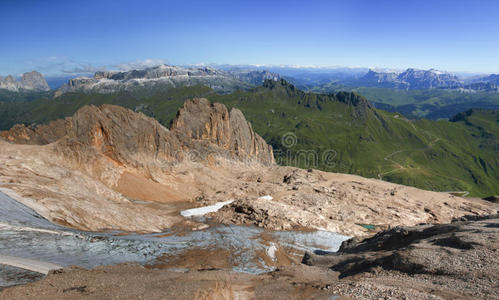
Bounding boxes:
0 264 354 300
4 217 498 299
303 215 499 299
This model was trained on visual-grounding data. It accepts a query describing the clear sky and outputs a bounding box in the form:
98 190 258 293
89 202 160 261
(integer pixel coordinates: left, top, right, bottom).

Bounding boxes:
1 0 498 76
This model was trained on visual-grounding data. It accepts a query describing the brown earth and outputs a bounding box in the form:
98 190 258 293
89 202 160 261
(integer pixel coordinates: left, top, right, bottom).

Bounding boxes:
5 216 491 299
0 263 358 300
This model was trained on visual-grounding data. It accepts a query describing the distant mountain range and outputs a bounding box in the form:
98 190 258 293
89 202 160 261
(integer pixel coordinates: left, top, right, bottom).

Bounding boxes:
0 71 50 92
348 68 499 91
216 64 369 88
465 74 499 92
1 65 498 95
54 65 283 96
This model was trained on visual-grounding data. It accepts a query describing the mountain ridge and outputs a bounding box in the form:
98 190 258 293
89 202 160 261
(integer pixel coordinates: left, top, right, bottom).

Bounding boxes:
353 68 463 90
55 65 284 97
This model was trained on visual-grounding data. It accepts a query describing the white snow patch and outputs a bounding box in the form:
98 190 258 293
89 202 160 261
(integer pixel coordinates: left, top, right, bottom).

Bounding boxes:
266 243 277 261
180 200 234 217
258 195 273 201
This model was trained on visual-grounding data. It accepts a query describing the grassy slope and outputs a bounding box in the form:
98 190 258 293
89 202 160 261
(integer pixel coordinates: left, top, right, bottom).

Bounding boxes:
310 83 499 119
0 81 497 197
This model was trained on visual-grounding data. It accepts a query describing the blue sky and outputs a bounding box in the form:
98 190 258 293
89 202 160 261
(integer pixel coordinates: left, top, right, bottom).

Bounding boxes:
1 0 498 76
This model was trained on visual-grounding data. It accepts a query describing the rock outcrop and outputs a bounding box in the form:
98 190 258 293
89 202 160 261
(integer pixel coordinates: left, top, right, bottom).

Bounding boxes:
0 119 71 144
302 215 499 299
0 98 274 166
171 98 274 165
212 167 498 235
0 71 50 91
0 98 275 231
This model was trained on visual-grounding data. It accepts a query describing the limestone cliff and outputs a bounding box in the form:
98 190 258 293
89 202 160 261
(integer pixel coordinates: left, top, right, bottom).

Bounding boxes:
171 98 274 165
0 71 50 91
1 98 274 167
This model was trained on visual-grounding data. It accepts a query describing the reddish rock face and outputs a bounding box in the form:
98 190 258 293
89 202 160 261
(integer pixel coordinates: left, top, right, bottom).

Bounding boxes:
0 98 275 167
172 98 274 165
0 119 71 145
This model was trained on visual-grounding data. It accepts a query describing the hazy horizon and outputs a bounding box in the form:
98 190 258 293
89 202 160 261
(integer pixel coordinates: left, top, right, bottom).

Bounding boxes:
2 0 499 76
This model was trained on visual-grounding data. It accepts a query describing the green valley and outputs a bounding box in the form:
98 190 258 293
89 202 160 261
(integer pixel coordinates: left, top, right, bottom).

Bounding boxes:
309 83 499 120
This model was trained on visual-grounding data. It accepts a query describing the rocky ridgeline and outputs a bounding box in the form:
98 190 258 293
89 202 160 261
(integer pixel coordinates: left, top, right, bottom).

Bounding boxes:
228 70 280 86
358 68 499 92
0 98 274 231
0 71 50 92
0 98 274 167
56 65 255 95
357 68 463 90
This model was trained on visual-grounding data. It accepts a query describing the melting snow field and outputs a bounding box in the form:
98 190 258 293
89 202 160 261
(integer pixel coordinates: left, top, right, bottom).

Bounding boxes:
180 200 234 217
0 191 350 289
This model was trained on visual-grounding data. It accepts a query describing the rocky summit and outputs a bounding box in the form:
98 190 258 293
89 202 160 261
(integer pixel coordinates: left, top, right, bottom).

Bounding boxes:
1 98 274 165
0 71 50 92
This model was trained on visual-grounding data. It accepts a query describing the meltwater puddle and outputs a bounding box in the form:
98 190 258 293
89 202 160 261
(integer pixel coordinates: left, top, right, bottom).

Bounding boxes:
0 191 350 288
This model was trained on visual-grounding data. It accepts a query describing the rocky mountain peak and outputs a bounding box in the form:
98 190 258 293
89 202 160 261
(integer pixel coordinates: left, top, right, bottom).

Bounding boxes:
21 71 50 91
0 71 50 92
229 70 281 85
1 99 275 168
171 98 275 164
262 78 297 91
